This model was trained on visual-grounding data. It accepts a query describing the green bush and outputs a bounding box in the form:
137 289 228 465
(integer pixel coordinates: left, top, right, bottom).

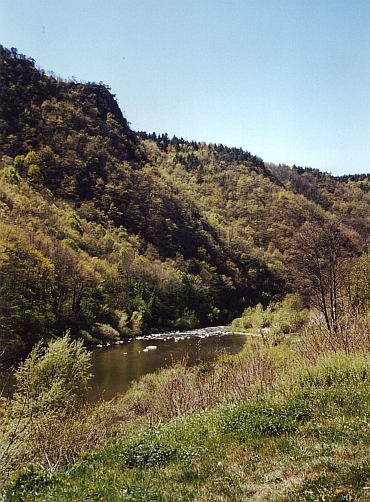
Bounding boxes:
92 323 120 343
27 164 43 183
68 211 84 235
299 351 370 389
7 464 55 494
12 335 92 413
1 165 21 184
231 294 309 341
62 237 79 251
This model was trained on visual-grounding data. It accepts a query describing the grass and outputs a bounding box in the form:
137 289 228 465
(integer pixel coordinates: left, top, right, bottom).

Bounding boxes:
3 327 370 501
3 353 370 502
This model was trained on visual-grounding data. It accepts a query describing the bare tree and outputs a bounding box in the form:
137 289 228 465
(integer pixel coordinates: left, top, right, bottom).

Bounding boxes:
288 217 358 334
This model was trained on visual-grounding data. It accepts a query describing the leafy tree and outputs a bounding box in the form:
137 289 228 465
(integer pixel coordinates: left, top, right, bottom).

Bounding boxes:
3 44 370 364
0 230 56 362
347 250 370 313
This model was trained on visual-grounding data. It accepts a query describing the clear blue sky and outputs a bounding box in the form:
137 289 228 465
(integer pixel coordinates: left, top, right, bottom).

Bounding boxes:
1 0 369 175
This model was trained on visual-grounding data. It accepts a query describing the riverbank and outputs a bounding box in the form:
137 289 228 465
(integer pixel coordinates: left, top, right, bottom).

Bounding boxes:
2 327 245 403
3 343 370 501
88 327 248 401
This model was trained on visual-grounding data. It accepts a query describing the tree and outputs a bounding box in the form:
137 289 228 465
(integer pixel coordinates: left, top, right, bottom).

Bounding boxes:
288 217 358 333
0 233 56 362
347 249 370 313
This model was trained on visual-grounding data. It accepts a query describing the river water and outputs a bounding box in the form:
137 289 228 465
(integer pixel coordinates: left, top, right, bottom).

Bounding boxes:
88 327 247 401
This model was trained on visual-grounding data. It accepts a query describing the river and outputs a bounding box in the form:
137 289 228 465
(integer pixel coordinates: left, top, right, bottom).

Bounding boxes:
88 327 247 401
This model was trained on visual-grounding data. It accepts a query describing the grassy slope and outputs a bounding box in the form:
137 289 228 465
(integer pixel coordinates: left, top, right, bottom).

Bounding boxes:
4 352 370 502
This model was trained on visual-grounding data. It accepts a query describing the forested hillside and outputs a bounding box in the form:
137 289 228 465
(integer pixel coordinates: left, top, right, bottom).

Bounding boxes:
1 44 370 363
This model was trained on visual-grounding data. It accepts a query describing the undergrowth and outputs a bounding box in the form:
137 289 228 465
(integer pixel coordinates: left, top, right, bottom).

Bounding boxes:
2 333 370 500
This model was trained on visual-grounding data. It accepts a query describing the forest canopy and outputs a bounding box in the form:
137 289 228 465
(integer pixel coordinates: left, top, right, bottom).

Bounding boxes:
1 45 370 363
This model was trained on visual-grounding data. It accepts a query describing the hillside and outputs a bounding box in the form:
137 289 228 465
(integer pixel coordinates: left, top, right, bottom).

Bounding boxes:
3 45 370 501
1 44 370 363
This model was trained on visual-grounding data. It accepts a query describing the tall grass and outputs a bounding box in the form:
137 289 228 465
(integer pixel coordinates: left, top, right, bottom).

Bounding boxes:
5 353 370 501
113 341 278 426
0 339 282 485
297 310 370 362
3 307 370 500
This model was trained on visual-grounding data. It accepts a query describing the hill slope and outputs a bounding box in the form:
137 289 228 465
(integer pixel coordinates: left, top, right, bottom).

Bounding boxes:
1 45 370 362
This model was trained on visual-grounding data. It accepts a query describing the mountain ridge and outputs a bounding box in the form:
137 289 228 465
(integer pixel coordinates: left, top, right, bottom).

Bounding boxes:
1 44 370 362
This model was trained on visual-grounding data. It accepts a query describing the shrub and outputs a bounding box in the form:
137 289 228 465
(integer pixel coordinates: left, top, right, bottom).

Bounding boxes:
62 237 79 251
231 294 309 343
0 336 94 479
130 311 143 335
12 335 91 413
120 434 177 468
92 323 120 344
68 211 84 235
27 164 43 183
220 398 312 442
298 310 370 362
1 165 21 184
7 464 55 494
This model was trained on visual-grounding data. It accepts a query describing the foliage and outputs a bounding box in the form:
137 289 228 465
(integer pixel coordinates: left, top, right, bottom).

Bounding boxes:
3 44 370 501
7 464 56 494
287 217 358 333
0 336 92 478
0 226 56 362
2 299 370 499
231 293 309 344
120 433 178 468
297 351 370 389
220 399 311 440
3 348 370 501
2 45 370 362
12 335 91 412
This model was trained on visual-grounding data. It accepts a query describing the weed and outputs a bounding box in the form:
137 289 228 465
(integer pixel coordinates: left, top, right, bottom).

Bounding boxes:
119 435 177 468
5 464 56 499
220 398 312 442
4 319 370 501
282 461 370 501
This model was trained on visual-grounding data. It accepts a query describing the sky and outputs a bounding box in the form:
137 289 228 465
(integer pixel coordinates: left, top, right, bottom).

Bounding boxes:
1 0 369 175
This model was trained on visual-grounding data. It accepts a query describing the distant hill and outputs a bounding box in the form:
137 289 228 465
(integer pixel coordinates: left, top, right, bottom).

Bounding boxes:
1 44 370 362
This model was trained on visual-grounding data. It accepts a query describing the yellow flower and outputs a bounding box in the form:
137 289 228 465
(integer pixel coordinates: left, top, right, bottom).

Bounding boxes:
334 488 343 494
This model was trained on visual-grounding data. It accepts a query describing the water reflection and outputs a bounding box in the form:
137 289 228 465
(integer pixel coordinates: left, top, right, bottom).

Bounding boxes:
89 327 247 401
